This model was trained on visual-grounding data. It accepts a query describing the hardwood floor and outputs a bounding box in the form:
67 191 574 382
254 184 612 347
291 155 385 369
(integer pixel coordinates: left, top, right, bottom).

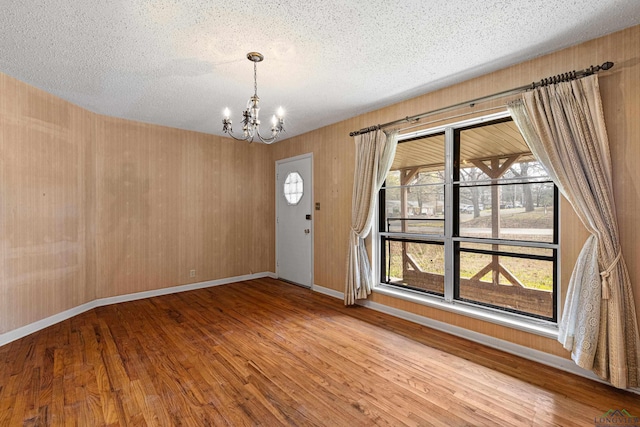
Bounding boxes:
1 278 638 426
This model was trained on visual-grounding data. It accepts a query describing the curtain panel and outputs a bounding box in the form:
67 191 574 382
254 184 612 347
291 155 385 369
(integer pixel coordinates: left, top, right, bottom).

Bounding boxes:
508 75 639 389
345 129 398 305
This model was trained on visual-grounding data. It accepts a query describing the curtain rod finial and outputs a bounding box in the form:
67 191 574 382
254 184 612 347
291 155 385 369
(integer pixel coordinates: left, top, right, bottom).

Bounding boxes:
601 61 614 71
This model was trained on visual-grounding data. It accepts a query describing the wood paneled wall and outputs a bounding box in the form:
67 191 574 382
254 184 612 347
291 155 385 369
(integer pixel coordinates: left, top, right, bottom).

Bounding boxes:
0 74 96 333
0 74 274 334
93 117 273 298
271 25 640 358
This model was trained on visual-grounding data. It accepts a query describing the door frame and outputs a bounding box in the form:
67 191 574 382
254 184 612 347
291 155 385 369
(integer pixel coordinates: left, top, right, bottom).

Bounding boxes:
275 152 314 288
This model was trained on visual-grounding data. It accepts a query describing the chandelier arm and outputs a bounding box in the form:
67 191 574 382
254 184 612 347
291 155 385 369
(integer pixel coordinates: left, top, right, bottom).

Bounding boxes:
255 128 281 144
224 129 255 142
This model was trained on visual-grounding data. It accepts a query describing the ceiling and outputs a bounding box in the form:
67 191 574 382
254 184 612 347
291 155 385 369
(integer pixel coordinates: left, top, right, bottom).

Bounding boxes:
391 120 533 172
1 1 638 141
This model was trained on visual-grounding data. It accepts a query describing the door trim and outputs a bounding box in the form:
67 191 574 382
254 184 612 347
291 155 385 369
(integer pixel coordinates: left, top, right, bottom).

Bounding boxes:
275 153 314 288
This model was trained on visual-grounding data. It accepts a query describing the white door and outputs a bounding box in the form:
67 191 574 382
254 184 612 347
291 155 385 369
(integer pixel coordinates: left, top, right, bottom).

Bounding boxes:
276 154 313 288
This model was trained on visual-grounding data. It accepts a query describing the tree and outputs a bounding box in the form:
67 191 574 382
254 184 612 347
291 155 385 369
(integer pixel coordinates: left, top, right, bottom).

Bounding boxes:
384 171 401 217
460 167 485 218
409 171 443 216
509 161 539 212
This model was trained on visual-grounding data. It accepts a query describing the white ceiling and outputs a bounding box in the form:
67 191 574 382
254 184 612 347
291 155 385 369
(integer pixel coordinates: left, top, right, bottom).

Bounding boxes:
1 1 639 140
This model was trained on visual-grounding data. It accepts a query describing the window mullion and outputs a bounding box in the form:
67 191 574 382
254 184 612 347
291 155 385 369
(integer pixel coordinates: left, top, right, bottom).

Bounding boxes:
444 127 455 302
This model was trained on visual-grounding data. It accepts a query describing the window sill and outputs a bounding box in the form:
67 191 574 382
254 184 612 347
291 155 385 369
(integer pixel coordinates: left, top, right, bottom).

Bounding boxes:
374 284 559 339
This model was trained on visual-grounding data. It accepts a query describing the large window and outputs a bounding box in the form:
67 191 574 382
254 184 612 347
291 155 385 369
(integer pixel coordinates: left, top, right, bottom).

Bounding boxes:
379 113 558 322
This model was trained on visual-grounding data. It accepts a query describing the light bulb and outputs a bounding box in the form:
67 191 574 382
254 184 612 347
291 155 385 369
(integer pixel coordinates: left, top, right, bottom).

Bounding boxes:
271 115 277 126
223 108 231 119
276 107 285 118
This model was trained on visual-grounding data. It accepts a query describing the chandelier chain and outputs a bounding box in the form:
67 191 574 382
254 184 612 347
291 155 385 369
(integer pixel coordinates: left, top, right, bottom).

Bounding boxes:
254 61 258 97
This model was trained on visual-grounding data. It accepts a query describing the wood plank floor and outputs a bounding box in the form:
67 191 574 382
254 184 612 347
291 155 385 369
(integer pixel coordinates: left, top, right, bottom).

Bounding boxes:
1 278 638 426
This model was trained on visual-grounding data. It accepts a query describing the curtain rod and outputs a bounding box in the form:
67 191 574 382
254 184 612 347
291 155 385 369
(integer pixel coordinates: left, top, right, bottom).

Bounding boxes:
349 61 614 137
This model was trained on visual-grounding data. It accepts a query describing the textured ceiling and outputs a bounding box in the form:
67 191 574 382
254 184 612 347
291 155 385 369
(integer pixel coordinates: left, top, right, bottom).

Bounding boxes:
1 1 639 141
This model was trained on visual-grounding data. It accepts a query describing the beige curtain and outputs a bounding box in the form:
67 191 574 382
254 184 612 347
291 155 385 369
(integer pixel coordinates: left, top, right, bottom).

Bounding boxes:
507 75 639 389
345 129 398 305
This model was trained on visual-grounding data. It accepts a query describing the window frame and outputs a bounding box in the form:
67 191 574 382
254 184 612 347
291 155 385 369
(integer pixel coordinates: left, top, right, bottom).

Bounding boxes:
375 111 560 334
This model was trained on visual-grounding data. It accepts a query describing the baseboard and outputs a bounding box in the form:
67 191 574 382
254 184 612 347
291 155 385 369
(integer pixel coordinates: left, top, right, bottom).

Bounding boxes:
97 272 276 306
0 301 98 349
358 299 605 380
311 283 345 300
0 272 276 347
309 284 640 393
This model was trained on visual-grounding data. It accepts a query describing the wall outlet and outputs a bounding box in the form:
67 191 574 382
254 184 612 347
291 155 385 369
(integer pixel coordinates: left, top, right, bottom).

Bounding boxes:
189 269 196 278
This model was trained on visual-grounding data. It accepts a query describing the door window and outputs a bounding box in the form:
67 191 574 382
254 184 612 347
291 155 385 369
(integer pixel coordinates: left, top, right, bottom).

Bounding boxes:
284 172 304 205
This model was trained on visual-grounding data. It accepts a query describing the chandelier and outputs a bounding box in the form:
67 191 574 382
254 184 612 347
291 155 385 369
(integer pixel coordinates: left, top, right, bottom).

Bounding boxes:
222 52 285 144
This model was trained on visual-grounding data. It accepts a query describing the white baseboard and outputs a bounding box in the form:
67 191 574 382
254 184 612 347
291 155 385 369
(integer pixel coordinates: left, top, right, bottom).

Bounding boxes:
312 283 345 300
98 272 276 306
357 299 603 381
0 300 98 349
0 272 276 347
309 284 640 393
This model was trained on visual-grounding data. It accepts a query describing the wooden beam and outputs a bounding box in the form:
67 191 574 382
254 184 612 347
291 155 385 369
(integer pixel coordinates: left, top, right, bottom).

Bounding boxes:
400 167 420 185
399 167 420 265
470 154 521 179
468 154 522 286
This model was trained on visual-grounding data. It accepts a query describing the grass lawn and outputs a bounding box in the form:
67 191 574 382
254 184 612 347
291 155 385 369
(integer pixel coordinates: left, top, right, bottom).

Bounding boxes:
462 206 553 229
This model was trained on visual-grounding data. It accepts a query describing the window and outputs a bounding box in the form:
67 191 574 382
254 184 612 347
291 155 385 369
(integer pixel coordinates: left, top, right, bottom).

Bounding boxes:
380 132 446 296
283 171 304 205
379 113 558 323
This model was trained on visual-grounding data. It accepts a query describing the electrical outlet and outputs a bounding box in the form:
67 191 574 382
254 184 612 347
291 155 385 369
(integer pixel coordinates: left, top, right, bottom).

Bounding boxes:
189 269 196 278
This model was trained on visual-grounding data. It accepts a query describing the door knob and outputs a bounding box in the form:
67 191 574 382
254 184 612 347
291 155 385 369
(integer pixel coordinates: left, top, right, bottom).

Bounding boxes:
304 229 310 234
